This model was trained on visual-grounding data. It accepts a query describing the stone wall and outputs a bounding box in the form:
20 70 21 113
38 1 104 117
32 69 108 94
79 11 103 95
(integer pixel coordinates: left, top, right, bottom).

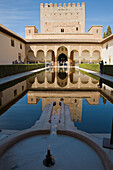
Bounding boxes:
0 25 25 65
102 35 113 64
40 2 85 33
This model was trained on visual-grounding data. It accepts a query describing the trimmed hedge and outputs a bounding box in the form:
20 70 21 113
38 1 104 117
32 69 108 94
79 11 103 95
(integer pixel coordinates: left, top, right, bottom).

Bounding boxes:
0 64 45 78
103 65 113 76
79 64 113 76
79 64 100 72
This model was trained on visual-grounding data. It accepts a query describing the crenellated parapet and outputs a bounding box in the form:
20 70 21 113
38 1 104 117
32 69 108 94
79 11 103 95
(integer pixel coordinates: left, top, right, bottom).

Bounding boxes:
40 2 85 8
77 3 80 7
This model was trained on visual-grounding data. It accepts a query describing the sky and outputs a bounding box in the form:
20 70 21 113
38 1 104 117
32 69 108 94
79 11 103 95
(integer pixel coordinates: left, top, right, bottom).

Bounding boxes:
0 0 113 38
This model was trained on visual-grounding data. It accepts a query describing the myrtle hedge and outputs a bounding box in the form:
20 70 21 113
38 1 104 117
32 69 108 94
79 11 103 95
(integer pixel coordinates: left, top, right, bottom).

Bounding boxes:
0 63 45 78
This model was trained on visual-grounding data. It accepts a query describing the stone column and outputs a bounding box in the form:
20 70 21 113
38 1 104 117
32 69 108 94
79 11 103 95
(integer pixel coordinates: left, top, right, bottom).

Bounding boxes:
90 46 93 63
45 71 47 88
78 72 81 88
88 77 92 88
54 47 57 67
68 46 70 67
67 69 70 88
34 76 38 88
44 46 47 65
55 67 57 87
34 50 37 64
79 46 82 64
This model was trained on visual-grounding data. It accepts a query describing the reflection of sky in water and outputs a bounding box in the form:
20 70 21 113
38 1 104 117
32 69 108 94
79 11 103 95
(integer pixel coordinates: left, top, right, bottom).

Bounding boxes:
74 95 113 133
0 95 42 130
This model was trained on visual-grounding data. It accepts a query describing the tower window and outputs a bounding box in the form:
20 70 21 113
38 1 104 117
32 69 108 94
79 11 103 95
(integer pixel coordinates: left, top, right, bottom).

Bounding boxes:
76 27 79 31
11 39 14 47
75 99 77 103
96 29 98 33
29 30 31 33
61 29 64 32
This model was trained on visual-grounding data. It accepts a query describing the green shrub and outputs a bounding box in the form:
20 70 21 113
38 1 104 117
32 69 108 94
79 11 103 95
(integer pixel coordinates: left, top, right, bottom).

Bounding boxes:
79 64 100 72
103 65 113 76
0 64 45 78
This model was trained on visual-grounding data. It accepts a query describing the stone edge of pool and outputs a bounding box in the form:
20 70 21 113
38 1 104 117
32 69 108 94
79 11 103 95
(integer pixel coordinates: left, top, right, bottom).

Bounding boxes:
0 128 112 170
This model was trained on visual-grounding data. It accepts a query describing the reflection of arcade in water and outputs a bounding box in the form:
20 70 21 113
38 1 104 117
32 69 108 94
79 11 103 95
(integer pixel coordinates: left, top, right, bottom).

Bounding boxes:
28 68 99 90
1 68 113 122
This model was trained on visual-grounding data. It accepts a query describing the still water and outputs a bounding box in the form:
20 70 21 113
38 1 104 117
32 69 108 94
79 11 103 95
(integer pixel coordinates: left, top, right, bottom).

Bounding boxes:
0 68 113 133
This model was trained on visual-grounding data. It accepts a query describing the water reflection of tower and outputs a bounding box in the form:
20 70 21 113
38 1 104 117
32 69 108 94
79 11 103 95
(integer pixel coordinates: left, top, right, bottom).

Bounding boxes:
64 98 83 123
41 97 83 122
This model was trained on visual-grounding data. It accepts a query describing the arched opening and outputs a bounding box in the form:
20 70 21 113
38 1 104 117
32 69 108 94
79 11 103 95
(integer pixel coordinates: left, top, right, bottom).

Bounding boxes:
70 50 79 66
92 50 100 63
37 72 45 84
81 74 89 84
46 50 55 66
81 50 90 63
47 72 55 84
27 50 35 63
36 50 45 63
58 53 67 66
57 46 68 66
57 69 67 87
70 70 79 84
27 77 35 88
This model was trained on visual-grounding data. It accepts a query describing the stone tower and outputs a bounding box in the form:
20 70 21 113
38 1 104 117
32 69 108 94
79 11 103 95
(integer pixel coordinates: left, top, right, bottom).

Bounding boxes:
40 2 85 33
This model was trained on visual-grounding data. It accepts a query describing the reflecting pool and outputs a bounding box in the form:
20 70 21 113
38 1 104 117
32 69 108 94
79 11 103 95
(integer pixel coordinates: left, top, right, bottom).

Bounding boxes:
0 68 113 133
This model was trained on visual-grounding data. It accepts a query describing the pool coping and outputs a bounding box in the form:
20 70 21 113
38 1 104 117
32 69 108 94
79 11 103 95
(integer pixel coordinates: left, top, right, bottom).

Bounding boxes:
76 66 113 83
0 67 46 86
